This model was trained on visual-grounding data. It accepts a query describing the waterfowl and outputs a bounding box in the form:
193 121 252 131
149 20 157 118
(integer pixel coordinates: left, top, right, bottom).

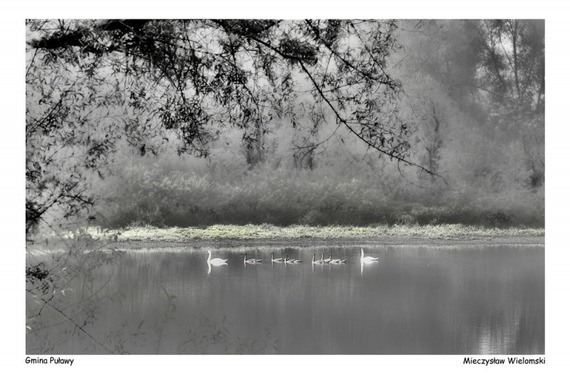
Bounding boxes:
271 252 285 263
330 257 347 264
360 248 379 264
244 253 262 265
285 257 302 264
207 250 228 266
312 253 324 264
322 253 332 264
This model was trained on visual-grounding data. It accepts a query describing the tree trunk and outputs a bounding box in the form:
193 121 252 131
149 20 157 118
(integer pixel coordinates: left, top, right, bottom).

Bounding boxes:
512 20 521 101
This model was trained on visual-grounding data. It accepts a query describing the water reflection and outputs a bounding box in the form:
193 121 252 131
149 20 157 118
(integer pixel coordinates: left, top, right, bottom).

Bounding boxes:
360 260 379 276
28 245 544 354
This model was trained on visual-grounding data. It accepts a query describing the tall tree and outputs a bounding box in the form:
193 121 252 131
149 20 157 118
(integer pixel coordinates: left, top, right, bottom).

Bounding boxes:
475 20 545 187
395 20 544 189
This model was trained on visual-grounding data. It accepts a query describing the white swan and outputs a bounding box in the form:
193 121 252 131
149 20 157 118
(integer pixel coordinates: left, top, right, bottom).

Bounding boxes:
244 253 262 265
271 252 285 263
207 250 228 266
360 248 379 264
322 253 332 264
285 257 302 264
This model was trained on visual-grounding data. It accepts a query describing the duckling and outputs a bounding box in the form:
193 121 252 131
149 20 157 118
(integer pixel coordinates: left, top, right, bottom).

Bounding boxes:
330 257 347 264
271 251 285 263
285 257 302 264
312 253 324 264
244 252 262 265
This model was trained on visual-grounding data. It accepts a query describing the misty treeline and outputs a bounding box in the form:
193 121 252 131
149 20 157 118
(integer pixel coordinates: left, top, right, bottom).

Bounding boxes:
26 19 544 235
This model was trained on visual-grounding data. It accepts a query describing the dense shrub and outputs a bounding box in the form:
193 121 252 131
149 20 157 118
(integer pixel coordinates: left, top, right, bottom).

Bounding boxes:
93 150 544 229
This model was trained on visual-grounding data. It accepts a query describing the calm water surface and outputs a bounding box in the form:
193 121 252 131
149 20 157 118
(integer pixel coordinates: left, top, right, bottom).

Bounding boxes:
32 245 544 354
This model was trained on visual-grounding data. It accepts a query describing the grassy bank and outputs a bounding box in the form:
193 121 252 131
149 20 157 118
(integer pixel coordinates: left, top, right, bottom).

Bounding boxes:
45 224 542 250
99 224 543 240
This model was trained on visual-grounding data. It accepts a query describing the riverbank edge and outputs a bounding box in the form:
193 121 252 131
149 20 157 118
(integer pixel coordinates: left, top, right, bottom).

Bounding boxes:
108 235 545 250
29 224 544 251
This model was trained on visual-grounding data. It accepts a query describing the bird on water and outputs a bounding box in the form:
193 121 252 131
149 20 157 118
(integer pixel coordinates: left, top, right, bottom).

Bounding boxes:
207 250 228 266
271 251 285 263
360 248 379 264
244 252 262 265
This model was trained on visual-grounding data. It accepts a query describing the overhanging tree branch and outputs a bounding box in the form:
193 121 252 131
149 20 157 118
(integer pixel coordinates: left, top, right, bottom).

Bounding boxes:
236 26 447 181
298 59 447 181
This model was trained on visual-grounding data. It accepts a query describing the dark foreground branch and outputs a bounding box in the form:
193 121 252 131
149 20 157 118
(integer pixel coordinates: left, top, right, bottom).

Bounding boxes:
27 289 116 354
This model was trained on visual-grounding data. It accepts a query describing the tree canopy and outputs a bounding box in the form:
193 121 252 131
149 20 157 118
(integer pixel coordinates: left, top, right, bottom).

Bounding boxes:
26 19 544 234
26 19 427 233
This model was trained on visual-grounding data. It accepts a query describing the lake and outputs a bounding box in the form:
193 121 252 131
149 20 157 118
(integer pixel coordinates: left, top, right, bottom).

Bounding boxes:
26 244 544 354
